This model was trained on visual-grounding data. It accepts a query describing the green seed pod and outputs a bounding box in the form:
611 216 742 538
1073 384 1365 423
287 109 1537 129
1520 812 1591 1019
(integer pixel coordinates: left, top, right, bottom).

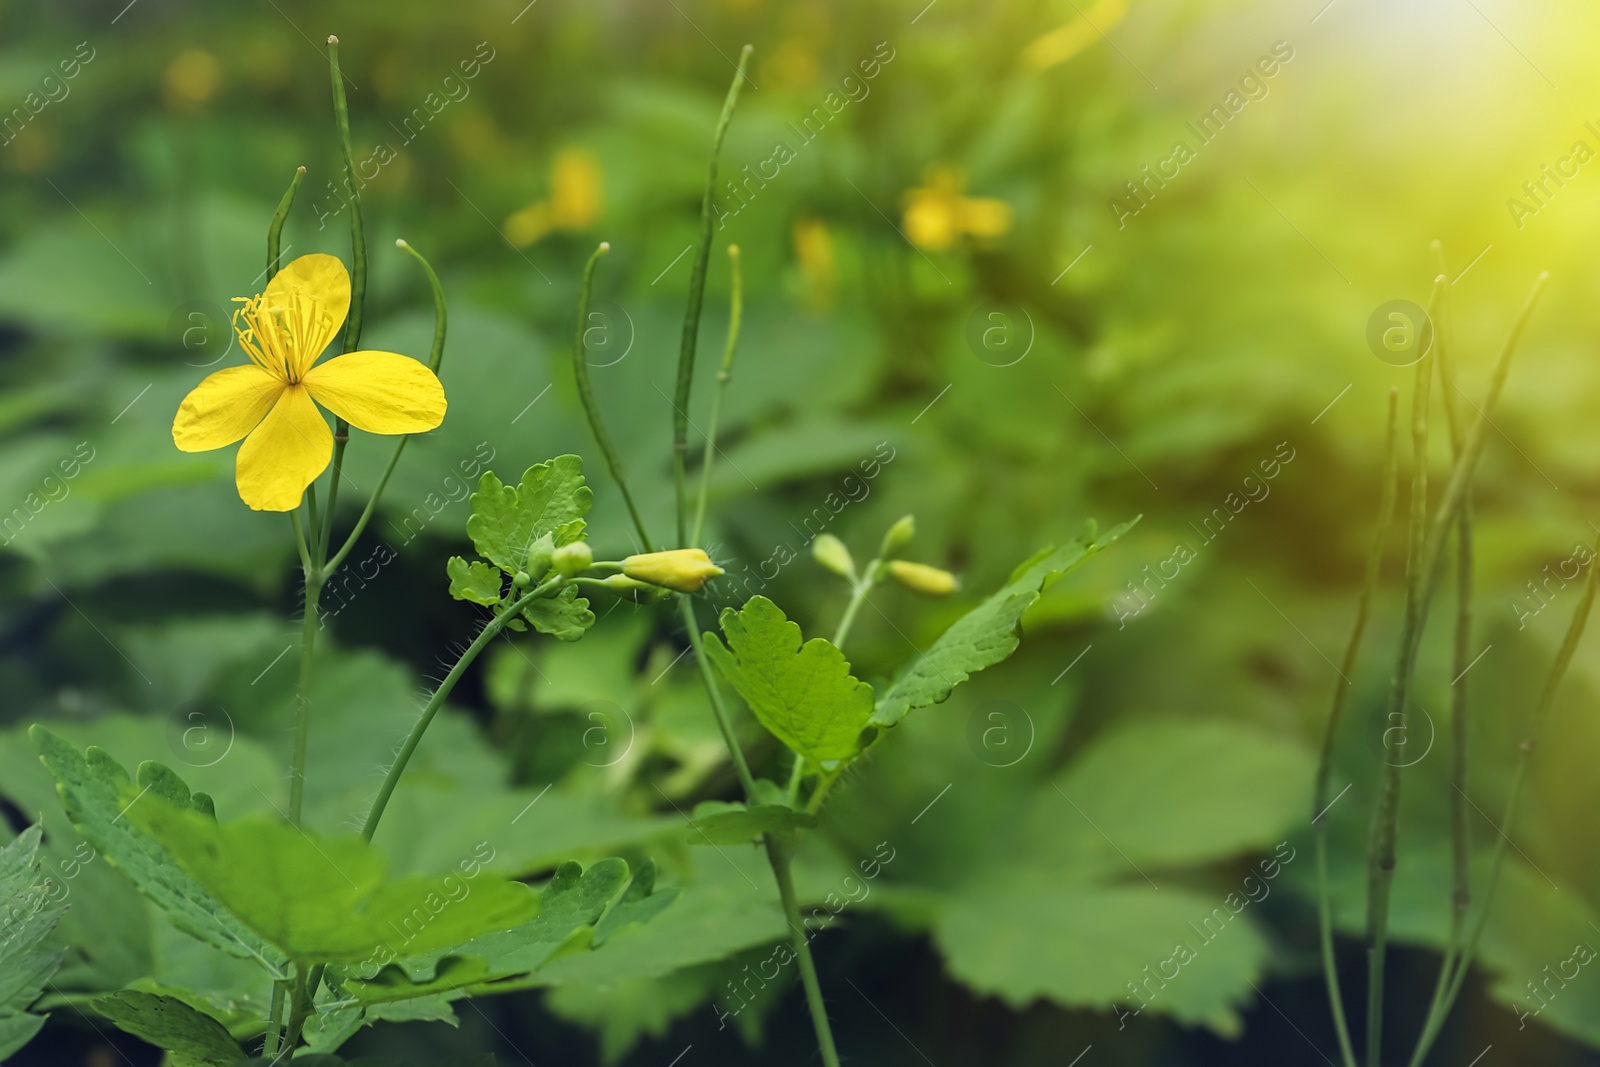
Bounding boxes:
552 541 593 578
880 514 916 558
812 534 855 579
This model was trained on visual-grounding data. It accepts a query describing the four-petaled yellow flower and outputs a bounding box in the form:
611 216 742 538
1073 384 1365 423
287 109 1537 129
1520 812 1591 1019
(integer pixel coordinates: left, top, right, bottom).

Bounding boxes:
172 253 446 512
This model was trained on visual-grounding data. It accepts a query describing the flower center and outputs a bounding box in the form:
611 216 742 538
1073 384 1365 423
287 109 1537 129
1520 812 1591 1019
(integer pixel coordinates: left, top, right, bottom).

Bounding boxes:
231 288 334 384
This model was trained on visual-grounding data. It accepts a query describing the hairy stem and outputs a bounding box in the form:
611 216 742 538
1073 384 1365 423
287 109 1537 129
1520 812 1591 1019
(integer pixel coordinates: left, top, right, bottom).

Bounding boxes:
320 35 367 562
326 239 448 575
692 244 742 547
572 243 655 552
1314 387 1399 1067
673 46 751 547
1367 279 1440 1067
361 576 567 842
267 166 306 282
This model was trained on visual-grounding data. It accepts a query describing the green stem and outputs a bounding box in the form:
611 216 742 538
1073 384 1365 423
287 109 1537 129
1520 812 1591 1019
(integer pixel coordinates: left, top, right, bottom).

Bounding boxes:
360 576 567 842
267 166 306 282
281 967 312 1053
679 594 757 798
263 982 287 1058
320 34 367 563
833 562 880 649
572 243 655 552
1416 262 1474 1037
768 837 843 1067
785 754 805 806
673 46 751 547
692 244 742 547
1405 531 1600 1067
325 240 448 576
287 511 322 827
1314 388 1399 1067
1367 283 1438 1067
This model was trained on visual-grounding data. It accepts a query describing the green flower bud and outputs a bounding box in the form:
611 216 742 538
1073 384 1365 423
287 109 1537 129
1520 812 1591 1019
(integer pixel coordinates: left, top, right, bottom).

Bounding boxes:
880 514 916 558
811 534 855 579
551 541 593 578
511 570 531 590
525 532 555 579
599 574 672 601
886 559 958 597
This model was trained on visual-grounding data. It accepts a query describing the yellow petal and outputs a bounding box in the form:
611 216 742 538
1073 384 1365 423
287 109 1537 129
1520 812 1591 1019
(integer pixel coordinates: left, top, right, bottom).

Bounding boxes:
234 385 332 511
263 253 350 376
172 364 285 452
302 351 447 435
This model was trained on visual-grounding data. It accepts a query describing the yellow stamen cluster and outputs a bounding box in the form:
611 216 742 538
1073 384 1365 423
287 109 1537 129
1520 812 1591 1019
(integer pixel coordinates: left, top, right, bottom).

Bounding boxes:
231 291 335 384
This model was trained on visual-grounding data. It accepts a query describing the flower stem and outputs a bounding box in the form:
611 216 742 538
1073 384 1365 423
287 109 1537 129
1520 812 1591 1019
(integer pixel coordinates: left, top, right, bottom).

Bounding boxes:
267 166 306 282
326 239 448 575
286 510 321 826
1313 388 1399 1067
1405 533 1600 1067
360 576 567 842
572 243 655 552
1366 280 1439 1067
691 244 742 547
832 563 880 650
768 836 843 1067
1417 256 1474 1037
320 34 367 563
678 594 757 798
673 46 751 548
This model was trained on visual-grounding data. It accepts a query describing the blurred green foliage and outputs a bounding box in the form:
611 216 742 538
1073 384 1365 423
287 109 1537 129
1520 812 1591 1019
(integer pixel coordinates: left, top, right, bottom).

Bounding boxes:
5 0 1600 1064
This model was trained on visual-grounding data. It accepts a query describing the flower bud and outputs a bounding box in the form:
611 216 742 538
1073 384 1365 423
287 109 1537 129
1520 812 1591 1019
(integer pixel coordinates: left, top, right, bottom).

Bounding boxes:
880 514 916 558
622 548 725 593
525 533 555 579
812 534 855 578
551 541 592 578
886 559 958 597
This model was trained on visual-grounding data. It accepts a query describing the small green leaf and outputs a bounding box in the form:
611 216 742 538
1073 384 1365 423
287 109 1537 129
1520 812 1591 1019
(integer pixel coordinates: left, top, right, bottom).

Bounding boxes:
705 596 875 771
90 991 245 1067
465 457 592 575
127 802 540 966
446 557 503 606
872 519 1136 727
520 584 596 641
0 825 66 1062
29 728 284 973
687 801 817 845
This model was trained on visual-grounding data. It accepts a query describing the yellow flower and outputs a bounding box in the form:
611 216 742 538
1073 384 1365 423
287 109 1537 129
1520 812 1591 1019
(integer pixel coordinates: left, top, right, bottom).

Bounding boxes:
886 560 959 597
902 166 1013 252
171 253 446 512
622 549 725 593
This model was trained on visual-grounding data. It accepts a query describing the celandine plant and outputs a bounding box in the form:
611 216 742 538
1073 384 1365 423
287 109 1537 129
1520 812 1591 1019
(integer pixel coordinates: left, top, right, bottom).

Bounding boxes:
5 39 1131 1067
1311 263 1597 1067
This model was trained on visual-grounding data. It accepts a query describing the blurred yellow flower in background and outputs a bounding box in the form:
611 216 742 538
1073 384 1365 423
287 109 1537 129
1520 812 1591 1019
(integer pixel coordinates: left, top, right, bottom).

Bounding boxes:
902 166 1012 251
172 254 446 512
1023 0 1130 71
792 217 837 312
164 49 221 110
505 148 602 247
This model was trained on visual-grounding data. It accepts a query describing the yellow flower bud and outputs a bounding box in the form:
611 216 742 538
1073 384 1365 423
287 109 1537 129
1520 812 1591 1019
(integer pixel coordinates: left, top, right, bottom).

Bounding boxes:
887 560 959 597
812 534 855 578
551 541 592 578
880 515 916 558
622 548 725 593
